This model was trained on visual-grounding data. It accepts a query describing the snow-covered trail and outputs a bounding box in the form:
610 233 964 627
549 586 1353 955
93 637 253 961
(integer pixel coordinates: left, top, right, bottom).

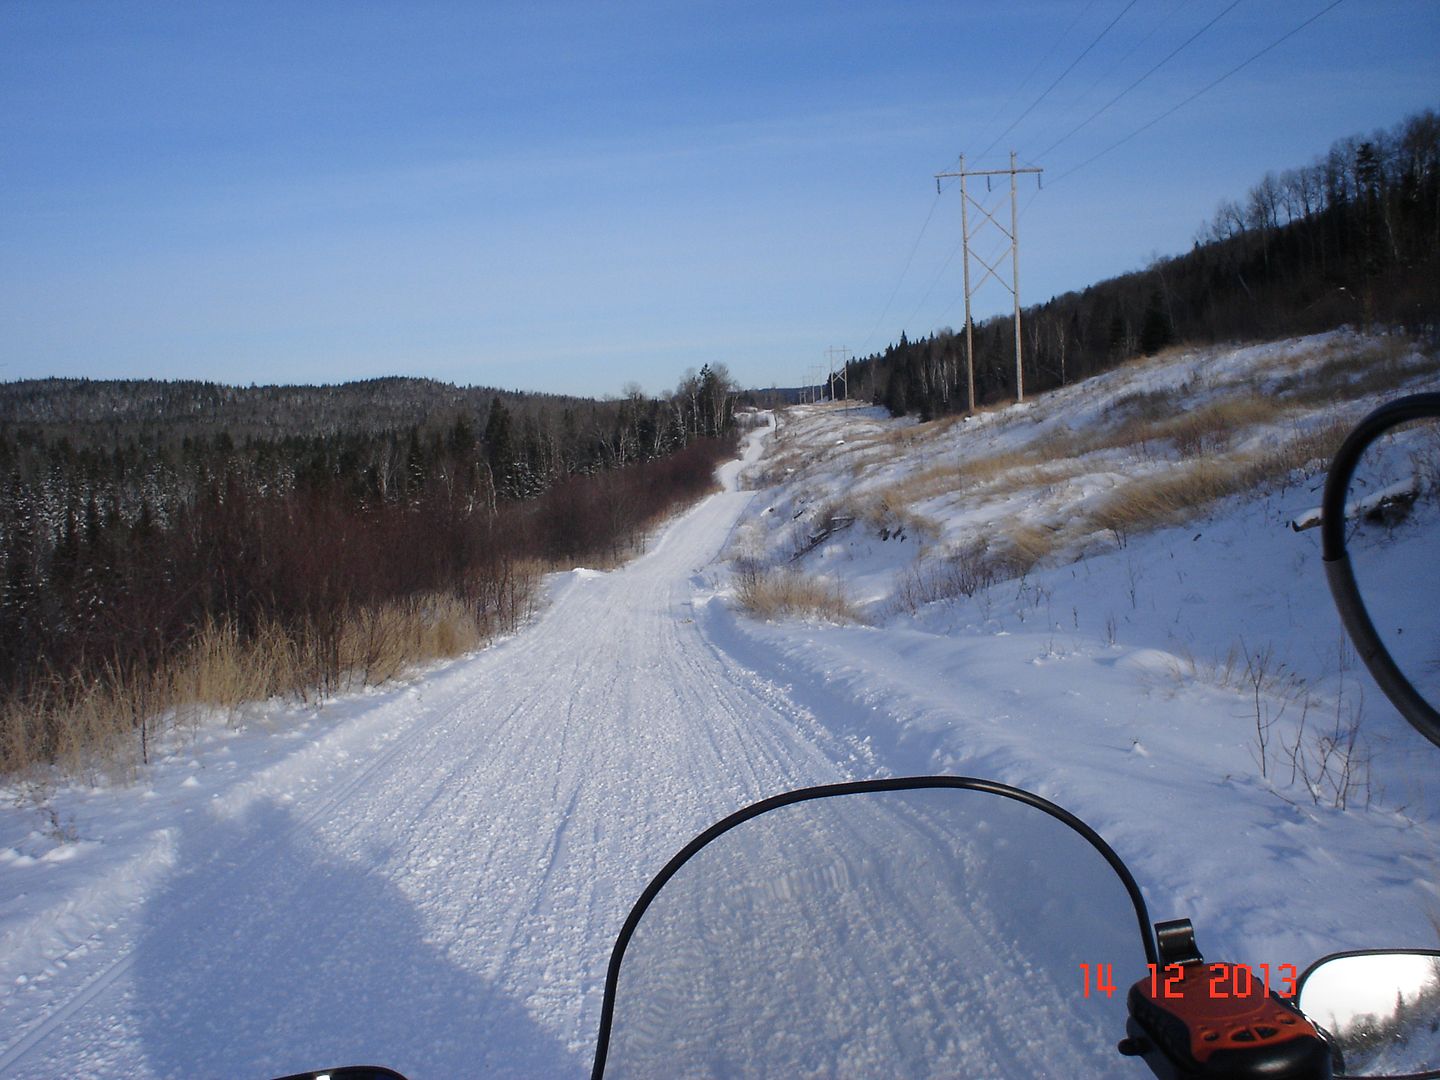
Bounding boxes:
1 423 863 1079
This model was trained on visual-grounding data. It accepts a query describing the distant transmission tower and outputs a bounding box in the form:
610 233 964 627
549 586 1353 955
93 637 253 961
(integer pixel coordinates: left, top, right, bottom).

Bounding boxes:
825 346 848 406
935 152 1042 413
805 365 822 403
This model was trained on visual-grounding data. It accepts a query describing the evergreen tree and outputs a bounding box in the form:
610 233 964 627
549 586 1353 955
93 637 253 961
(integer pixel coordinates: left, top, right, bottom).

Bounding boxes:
1139 291 1174 355
883 372 908 417
1107 312 1129 360
484 397 518 499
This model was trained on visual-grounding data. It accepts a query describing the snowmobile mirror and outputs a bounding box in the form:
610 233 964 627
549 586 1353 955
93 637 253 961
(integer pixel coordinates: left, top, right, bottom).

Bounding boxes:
1322 393 1440 749
1296 950 1440 1078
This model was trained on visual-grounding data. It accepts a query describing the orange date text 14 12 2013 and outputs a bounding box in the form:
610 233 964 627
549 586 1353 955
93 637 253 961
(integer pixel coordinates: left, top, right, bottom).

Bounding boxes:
1079 963 1298 1000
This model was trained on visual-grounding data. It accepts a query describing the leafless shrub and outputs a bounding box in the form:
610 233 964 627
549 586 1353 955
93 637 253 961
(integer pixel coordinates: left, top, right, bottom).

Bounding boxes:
1281 680 1373 810
890 537 1037 616
1241 643 1297 780
1185 637 1372 810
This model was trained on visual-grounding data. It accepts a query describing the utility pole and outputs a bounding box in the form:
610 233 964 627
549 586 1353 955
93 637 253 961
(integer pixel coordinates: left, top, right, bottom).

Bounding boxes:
935 152 1042 411
825 346 848 408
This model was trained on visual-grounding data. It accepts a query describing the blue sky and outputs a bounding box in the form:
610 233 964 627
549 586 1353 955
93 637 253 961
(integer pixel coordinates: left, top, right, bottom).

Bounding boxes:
3 1 1437 397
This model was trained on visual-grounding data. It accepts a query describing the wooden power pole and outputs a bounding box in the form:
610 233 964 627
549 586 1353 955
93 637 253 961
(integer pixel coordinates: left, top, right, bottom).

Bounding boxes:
825 346 848 406
935 152 1042 412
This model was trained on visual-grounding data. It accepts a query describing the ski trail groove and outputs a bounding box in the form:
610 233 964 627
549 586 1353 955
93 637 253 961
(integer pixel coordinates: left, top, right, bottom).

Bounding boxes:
0 669 487 1075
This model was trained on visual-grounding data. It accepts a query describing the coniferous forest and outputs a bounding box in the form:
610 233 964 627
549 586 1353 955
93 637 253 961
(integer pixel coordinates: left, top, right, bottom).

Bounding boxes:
0 366 739 770
849 108 1439 421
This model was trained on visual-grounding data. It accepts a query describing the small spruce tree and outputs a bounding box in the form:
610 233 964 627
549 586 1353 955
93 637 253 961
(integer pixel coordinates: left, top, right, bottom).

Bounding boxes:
1139 291 1174 356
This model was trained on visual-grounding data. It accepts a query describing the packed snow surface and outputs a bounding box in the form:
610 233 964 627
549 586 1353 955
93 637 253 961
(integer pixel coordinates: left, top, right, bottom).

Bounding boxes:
1 333 1437 1078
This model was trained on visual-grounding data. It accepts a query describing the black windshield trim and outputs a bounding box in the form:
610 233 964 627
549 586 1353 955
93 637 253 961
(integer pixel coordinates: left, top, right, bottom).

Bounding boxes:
591 775 1157 1078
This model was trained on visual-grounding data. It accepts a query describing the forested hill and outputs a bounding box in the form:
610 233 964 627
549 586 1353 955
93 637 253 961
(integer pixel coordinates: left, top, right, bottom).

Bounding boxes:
0 364 742 772
849 107 1438 420
1 376 589 444
0 364 739 503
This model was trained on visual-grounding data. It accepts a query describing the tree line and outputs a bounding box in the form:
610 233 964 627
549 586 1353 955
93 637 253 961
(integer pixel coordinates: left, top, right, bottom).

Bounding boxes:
859 107 1438 421
0 363 739 769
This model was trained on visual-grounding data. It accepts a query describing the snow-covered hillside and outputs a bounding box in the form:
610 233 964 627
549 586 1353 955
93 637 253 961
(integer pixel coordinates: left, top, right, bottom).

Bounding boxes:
0 331 1436 1078
725 332 1439 964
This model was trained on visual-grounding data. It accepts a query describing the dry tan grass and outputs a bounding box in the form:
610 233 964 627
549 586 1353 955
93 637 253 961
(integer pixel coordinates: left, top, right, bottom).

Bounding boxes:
1142 343 1197 367
171 617 296 711
337 594 490 688
1268 337 1435 405
1085 458 1265 539
848 345 1418 565
1265 415 1354 477
886 411 1345 596
1003 522 1061 571
750 443 821 487
876 448 1043 509
837 412 989 481
845 496 941 541
979 458 1096 502
751 336 1436 617
1161 396 1283 457
1104 387 1178 428
842 427 938 478
1045 393 1289 463
1 667 162 780
0 578 542 778
1082 414 1357 541
736 568 863 623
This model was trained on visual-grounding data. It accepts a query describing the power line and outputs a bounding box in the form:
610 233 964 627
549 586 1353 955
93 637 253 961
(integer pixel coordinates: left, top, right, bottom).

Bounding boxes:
856 162 1033 360
867 1 1346 359
969 0 1101 163
897 177 1045 347
1049 0 1347 186
865 0 1127 357
975 0 1142 165
1025 0 1194 155
900 183 1021 341
921 2 1342 326
855 189 944 358
1031 0 1245 162
898 231 966 342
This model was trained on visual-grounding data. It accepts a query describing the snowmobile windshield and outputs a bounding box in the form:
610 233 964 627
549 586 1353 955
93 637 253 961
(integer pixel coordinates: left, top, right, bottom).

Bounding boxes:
592 777 1155 1079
